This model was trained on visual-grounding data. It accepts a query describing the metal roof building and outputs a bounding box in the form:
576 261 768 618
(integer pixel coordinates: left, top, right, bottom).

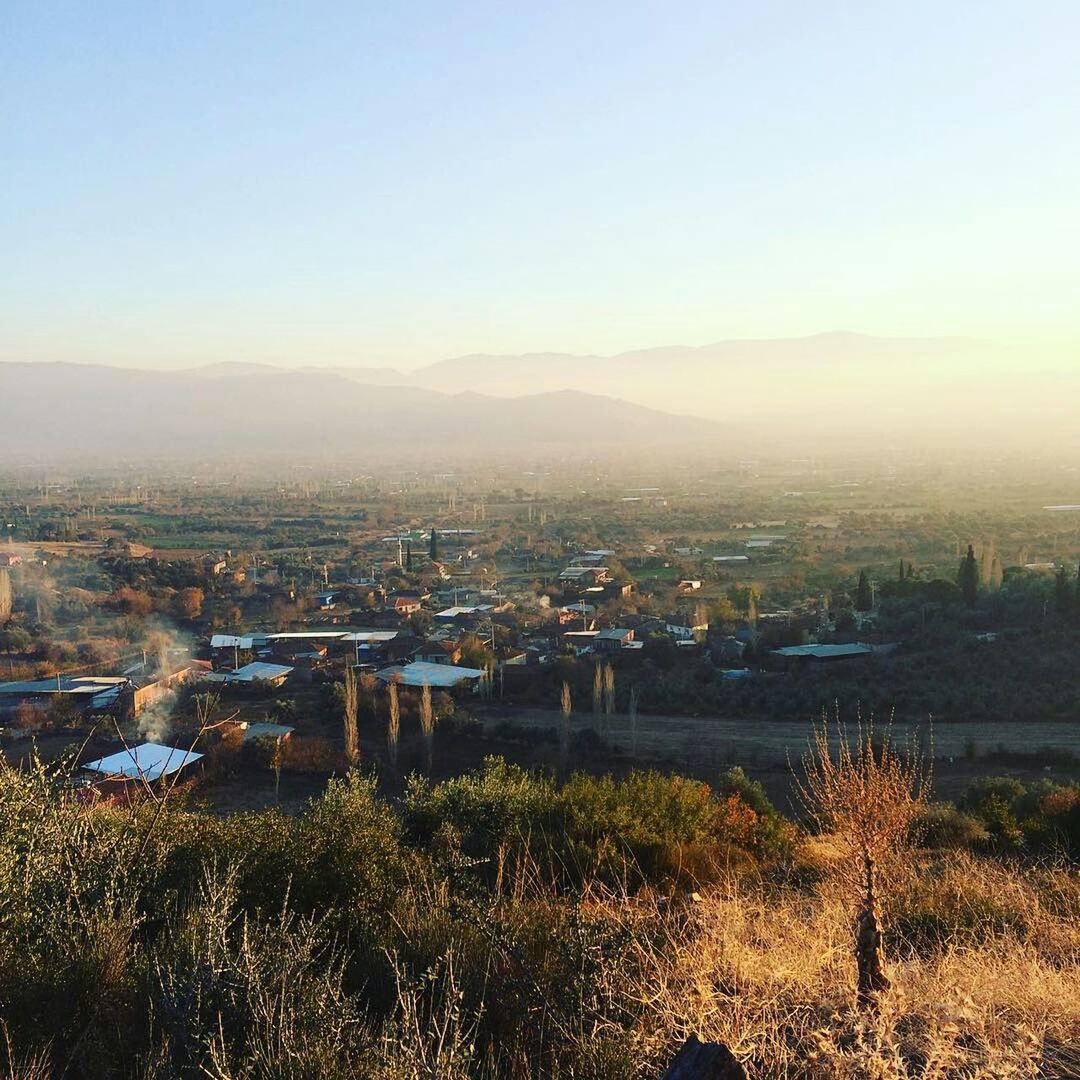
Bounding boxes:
0 675 129 714
82 742 203 782
375 660 487 688
772 644 874 660
203 662 294 685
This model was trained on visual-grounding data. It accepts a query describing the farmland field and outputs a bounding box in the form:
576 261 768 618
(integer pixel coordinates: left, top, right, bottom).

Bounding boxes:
481 707 1080 804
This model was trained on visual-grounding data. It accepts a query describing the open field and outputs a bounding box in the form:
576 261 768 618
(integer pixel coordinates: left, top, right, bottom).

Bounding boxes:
480 707 1080 805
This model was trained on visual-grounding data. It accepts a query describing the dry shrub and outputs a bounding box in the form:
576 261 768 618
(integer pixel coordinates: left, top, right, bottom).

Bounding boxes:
798 715 929 1011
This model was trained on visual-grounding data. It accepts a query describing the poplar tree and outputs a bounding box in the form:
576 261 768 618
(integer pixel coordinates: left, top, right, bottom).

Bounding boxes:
0 569 11 621
342 665 360 768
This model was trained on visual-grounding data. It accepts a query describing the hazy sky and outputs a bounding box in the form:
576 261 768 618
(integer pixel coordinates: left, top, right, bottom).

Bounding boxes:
2 1 1078 370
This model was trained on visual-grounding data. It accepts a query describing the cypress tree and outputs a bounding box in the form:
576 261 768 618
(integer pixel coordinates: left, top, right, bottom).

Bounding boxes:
855 570 873 612
958 544 979 608
429 528 438 561
405 542 413 572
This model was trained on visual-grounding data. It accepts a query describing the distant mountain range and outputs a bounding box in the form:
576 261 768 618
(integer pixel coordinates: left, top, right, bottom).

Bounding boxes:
186 333 996 406
177 332 1060 442
0 362 718 462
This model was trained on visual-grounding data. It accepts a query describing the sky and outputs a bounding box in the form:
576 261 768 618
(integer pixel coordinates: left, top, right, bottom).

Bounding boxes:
2 0 1078 371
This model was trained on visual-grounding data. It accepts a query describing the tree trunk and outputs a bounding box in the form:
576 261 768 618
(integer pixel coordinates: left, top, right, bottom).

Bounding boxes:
855 853 890 1011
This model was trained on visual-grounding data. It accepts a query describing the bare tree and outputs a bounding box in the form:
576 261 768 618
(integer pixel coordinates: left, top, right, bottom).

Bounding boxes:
387 681 400 775
797 713 930 1012
342 665 360 768
419 682 436 774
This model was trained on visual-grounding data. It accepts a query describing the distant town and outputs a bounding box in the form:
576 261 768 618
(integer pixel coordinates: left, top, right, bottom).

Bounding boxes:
2 454 1078 810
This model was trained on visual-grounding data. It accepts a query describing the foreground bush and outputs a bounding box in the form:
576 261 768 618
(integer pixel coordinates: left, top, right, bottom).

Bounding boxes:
0 757 1077 1077
404 758 794 887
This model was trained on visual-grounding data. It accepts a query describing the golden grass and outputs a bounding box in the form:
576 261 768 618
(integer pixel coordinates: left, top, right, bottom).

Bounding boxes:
602 850 1080 1078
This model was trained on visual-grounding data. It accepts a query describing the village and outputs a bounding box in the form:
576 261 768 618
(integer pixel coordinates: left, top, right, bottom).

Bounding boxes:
2 462 1078 809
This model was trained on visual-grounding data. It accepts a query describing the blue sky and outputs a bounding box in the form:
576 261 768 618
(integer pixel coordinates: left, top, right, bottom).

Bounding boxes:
2 1 1077 369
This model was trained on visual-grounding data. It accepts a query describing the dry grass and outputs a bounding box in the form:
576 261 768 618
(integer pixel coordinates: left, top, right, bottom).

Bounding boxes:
605 853 1080 1078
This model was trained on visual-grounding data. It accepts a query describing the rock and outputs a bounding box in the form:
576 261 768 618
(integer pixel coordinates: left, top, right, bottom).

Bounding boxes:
659 1035 748 1079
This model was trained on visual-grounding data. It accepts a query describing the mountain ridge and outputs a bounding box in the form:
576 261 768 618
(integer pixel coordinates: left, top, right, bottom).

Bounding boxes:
0 362 720 462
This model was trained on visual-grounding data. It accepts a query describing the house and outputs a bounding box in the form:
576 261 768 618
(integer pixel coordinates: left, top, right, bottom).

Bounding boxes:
595 627 635 652
496 646 528 667
203 556 227 576
558 566 609 588
271 640 329 666
315 591 338 610
203 662 294 687
562 630 600 655
209 633 268 667
677 579 702 591
238 722 295 745
128 663 204 716
0 675 130 721
745 535 786 550
713 555 750 564
599 581 634 601
81 742 203 788
771 643 874 665
665 617 707 642
434 604 494 622
415 640 463 666
388 595 422 616
557 603 596 627
375 660 487 689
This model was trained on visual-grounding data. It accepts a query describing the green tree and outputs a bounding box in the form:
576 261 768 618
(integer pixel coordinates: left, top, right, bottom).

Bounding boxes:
428 528 438 561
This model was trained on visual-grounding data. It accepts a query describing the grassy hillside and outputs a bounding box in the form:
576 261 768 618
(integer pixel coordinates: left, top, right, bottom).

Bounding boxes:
0 756 1077 1078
